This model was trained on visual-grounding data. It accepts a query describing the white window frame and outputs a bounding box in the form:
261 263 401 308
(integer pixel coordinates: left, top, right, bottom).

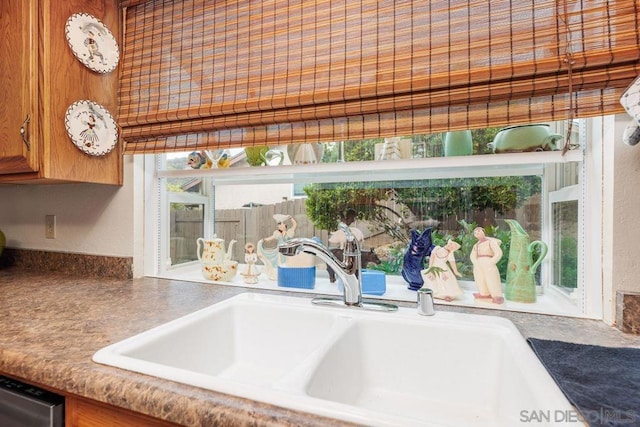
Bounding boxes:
546 185 583 306
142 120 610 319
144 156 215 277
539 118 602 319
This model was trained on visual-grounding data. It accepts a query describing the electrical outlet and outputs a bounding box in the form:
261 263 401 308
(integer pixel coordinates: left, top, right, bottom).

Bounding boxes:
45 215 56 239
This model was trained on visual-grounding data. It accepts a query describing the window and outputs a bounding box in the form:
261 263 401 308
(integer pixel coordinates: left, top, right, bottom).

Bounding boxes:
145 119 600 319
125 1 633 321
155 155 213 274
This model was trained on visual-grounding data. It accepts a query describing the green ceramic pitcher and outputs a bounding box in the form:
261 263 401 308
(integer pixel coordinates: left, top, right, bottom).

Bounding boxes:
504 219 548 303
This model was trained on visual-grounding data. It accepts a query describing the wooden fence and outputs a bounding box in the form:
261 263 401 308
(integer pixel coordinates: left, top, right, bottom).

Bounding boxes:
171 199 332 263
213 198 330 261
170 208 203 264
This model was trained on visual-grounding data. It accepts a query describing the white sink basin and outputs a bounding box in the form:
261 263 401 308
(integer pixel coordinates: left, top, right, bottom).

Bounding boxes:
305 316 558 426
93 293 578 426
93 293 343 391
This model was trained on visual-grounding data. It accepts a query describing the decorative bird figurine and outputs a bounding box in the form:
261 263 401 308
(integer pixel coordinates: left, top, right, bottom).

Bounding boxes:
186 151 213 169
216 151 231 168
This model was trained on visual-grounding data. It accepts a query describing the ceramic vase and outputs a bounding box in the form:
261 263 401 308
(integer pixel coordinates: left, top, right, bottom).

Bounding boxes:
443 130 473 156
401 228 435 291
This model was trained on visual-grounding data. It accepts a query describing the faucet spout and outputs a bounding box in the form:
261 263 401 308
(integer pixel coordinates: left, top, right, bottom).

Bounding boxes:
279 236 362 306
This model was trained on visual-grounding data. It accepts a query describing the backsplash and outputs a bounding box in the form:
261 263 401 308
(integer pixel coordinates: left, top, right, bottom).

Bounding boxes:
616 291 640 335
0 248 132 280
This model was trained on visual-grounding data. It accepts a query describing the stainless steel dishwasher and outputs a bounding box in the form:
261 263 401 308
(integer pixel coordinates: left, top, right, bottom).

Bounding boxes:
0 375 64 427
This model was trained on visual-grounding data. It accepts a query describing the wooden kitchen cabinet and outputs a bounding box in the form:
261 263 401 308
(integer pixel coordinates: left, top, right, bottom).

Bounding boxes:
66 396 180 427
0 0 122 184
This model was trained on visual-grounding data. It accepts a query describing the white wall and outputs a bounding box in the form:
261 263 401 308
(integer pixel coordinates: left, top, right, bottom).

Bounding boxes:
0 156 137 258
612 115 640 297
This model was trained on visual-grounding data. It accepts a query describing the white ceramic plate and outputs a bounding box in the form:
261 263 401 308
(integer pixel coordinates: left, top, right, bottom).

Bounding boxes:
65 12 119 74
65 100 118 156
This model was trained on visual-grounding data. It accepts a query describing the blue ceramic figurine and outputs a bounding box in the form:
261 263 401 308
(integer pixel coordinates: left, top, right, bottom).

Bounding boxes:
402 228 435 291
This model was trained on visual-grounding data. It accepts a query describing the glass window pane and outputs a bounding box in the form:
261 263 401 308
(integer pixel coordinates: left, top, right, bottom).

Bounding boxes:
552 200 579 291
170 203 204 266
212 175 542 282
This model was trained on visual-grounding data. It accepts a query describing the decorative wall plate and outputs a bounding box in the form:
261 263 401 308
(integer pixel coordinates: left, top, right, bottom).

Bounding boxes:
65 13 119 73
65 100 118 156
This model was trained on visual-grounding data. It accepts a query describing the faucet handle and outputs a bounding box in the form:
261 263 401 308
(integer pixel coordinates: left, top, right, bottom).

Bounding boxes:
338 222 360 255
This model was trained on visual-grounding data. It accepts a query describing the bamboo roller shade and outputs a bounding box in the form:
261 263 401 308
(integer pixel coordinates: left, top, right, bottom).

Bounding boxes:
120 0 640 154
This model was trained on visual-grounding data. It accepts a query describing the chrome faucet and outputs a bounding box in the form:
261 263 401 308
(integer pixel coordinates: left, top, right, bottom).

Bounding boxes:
278 223 397 311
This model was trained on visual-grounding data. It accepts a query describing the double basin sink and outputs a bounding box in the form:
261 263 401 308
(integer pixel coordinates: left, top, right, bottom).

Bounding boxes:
93 293 576 426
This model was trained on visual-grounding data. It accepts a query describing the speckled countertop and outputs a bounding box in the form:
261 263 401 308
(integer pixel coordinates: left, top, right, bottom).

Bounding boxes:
0 268 638 426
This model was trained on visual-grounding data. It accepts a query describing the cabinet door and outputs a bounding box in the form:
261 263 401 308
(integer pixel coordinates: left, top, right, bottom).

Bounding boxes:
66 396 180 427
0 0 39 174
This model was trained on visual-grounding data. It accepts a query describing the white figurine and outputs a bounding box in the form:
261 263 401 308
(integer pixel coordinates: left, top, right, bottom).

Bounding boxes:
241 242 259 284
470 227 504 304
421 239 463 302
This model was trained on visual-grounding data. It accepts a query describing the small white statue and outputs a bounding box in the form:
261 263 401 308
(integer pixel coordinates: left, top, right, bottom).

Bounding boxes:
241 242 259 284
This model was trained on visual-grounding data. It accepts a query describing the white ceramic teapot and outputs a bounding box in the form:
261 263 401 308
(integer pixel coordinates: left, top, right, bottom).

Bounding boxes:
201 260 238 281
197 237 237 265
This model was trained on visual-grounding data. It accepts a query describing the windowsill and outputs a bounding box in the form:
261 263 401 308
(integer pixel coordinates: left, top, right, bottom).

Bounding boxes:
157 150 583 185
157 262 584 318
